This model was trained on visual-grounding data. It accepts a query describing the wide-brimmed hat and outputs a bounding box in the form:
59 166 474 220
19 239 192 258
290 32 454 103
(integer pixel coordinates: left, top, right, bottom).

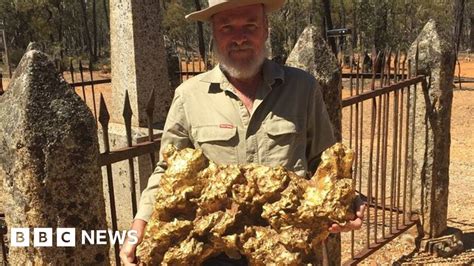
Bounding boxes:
185 0 285 22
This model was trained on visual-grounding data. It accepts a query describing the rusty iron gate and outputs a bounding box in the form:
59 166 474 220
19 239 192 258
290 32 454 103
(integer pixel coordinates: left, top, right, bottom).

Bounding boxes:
341 48 426 265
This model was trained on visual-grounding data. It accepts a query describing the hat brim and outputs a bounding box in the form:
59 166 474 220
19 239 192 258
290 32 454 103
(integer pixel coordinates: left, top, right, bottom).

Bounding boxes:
185 0 285 22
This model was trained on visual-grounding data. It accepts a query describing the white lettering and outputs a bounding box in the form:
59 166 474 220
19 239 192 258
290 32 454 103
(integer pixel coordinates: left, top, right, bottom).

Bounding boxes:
33 228 52 247
108 230 127 245
127 230 138 245
11 228 29 247
96 230 107 245
81 230 95 245
57 228 76 247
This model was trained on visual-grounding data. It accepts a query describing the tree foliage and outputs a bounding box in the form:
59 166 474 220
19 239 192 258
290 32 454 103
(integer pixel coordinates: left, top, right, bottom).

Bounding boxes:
0 0 470 69
0 0 109 67
269 0 471 61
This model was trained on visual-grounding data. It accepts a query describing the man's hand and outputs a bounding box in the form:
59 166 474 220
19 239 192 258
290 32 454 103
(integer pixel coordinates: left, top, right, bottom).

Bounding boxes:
328 196 366 233
120 219 147 266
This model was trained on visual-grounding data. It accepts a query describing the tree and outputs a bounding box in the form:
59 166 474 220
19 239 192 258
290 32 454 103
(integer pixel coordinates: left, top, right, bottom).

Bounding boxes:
269 0 312 62
92 0 98 60
193 0 206 61
320 0 337 55
79 0 93 62
103 0 109 31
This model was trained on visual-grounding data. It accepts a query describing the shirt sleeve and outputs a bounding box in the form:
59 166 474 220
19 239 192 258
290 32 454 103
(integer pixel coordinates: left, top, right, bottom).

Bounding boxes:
306 80 337 174
134 88 193 222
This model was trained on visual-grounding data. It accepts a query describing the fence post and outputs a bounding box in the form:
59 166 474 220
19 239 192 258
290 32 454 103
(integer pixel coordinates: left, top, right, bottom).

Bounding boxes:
0 44 109 264
407 19 456 238
107 0 169 229
110 0 171 127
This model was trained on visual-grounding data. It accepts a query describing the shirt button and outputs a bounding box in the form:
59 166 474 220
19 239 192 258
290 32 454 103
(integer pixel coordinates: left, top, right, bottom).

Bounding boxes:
248 155 254 161
239 102 243 106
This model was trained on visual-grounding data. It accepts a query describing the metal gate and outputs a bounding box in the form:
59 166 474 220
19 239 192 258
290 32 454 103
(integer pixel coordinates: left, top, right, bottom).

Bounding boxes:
341 49 426 265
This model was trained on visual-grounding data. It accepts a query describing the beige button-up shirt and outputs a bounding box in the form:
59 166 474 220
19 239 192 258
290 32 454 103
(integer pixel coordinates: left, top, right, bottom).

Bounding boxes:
135 59 335 221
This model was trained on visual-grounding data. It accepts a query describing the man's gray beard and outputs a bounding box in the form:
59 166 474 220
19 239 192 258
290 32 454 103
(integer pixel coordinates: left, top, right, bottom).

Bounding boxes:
213 44 267 80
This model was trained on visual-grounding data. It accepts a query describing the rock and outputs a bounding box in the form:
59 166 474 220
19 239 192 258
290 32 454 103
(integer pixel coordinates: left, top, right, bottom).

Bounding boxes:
286 25 342 141
407 19 456 238
0 45 109 265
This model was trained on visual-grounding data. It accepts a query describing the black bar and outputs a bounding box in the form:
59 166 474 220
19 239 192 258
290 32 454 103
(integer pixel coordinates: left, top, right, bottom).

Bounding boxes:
342 73 407 79
98 139 161 166
70 79 111 87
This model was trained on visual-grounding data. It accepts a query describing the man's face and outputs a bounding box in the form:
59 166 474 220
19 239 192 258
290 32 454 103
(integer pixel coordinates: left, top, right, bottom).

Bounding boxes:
212 4 268 79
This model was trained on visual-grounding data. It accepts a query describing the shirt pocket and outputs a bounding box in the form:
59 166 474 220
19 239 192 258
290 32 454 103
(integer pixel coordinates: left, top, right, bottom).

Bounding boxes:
263 117 303 167
191 125 238 164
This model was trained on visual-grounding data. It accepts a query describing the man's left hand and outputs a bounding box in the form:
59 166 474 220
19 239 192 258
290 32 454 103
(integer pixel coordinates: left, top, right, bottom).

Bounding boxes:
328 196 366 233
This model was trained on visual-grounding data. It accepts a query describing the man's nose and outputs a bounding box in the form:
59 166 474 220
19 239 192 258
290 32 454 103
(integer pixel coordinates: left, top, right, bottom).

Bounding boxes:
233 30 248 46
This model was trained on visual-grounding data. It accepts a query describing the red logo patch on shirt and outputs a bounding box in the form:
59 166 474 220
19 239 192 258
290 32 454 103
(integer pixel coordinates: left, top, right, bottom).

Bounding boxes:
219 124 234 129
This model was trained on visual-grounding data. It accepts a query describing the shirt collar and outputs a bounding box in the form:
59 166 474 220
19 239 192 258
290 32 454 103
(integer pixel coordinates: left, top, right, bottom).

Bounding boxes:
200 59 285 90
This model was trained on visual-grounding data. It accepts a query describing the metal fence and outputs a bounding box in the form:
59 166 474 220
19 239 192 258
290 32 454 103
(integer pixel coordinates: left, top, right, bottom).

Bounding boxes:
0 50 428 265
64 59 111 122
0 213 6 265
341 49 425 265
97 89 160 265
177 54 207 83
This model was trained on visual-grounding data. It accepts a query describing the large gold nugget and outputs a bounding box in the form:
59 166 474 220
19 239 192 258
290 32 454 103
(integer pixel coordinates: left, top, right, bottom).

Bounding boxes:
137 143 356 265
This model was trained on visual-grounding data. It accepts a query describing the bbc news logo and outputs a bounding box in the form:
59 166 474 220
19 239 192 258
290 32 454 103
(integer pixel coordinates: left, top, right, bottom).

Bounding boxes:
10 228 138 247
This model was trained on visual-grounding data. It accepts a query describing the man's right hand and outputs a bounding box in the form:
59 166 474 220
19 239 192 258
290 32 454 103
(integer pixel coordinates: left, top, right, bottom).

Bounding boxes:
120 219 147 266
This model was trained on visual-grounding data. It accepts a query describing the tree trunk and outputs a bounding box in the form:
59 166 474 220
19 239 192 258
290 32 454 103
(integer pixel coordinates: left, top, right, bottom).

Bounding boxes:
321 0 337 55
339 0 346 53
352 0 357 49
470 16 474 51
339 0 346 27
451 0 465 56
56 1 64 62
92 0 98 61
310 0 317 24
79 0 94 63
373 1 388 73
293 1 298 49
103 0 109 30
193 0 206 63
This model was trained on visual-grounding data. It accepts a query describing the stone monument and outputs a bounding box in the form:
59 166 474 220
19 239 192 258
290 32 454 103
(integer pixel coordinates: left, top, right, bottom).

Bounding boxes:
408 19 456 238
0 44 109 265
106 0 172 230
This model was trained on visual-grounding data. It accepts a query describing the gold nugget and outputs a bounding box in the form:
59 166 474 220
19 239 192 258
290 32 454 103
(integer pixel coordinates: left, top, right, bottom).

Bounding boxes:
137 143 356 265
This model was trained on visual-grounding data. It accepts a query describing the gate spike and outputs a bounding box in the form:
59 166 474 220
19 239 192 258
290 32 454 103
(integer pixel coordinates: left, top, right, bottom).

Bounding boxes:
394 50 400 82
69 59 75 84
386 48 393 84
123 90 133 121
98 93 110 127
79 60 83 74
402 51 407 76
88 62 98 122
146 89 157 167
371 46 378 75
123 90 133 146
415 42 419 75
146 89 156 118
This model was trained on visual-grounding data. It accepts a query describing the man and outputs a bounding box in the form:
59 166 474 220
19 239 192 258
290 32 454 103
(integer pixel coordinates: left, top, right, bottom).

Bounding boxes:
121 1 365 264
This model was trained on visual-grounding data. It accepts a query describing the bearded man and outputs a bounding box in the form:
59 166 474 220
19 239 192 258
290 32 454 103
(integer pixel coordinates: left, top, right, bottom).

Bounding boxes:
120 1 365 265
